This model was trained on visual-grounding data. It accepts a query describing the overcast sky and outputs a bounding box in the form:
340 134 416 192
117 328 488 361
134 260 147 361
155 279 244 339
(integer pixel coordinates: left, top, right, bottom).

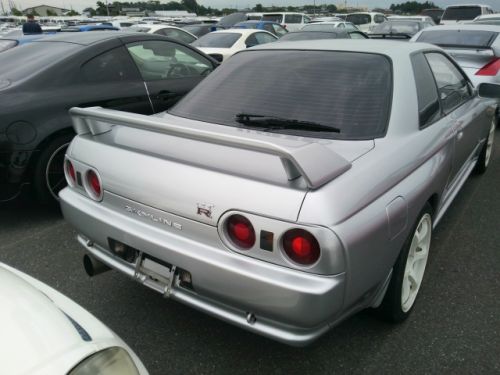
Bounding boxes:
5 0 499 12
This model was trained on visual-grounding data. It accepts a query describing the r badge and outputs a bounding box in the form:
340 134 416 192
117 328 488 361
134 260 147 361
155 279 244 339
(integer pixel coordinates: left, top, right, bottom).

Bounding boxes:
197 203 214 219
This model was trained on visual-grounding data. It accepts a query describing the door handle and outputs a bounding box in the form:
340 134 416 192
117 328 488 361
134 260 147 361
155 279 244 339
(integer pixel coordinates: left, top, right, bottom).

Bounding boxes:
456 131 464 140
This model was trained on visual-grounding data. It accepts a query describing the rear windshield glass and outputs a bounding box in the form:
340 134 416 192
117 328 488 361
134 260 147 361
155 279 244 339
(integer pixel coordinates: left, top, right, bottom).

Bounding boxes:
170 50 392 140
262 14 283 23
442 6 482 21
417 30 497 48
373 21 420 34
132 26 151 33
191 32 241 48
0 41 80 81
0 39 18 52
301 23 338 31
279 31 343 41
346 14 371 25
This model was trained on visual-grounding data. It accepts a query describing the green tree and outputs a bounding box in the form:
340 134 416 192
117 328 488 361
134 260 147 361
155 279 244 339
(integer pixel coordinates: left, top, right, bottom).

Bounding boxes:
46 9 57 16
10 7 22 16
254 3 263 12
83 7 97 16
66 10 80 16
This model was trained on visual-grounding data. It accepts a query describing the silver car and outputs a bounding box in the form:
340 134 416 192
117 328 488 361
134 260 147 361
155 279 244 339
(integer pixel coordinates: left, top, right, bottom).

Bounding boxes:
411 25 500 87
60 40 498 346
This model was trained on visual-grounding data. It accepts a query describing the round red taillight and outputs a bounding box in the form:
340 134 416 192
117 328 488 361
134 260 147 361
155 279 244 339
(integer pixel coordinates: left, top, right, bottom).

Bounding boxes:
282 229 320 265
66 160 76 184
86 169 101 198
226 214 256 249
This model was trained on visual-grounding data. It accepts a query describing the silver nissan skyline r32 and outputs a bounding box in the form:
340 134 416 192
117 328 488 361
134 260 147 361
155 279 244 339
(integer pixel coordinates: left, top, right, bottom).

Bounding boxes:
60 40 499 346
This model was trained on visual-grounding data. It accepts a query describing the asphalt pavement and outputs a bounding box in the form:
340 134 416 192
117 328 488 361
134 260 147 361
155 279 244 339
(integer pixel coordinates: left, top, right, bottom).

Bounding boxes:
1 138 499 374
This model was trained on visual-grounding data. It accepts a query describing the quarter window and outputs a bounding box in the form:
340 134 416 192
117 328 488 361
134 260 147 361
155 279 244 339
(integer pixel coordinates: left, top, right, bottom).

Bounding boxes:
411 53 441 127
81 47 139 83
254 32 277 44
425 53 472 114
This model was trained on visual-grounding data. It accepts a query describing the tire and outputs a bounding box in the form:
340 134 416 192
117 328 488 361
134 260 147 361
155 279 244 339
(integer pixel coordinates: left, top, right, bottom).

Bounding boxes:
376 203 433 323
33 133 74 205
475 119 495 175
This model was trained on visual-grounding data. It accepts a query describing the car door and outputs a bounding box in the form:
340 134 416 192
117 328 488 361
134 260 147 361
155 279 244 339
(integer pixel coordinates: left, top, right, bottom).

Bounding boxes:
126 39 215 113
79 45 153 114
425 52 486 180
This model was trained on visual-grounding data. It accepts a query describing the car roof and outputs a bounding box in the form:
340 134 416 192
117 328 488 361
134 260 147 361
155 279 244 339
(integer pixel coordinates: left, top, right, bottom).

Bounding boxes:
304 21 345 25
249 39 438 56
420 24 500 32
26 31 142 45
444 4 492 8
210 28 273 35
475 14 500 19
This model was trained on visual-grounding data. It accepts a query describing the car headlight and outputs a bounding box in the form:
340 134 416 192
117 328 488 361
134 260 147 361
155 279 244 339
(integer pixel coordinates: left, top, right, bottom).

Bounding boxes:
69 347 140 375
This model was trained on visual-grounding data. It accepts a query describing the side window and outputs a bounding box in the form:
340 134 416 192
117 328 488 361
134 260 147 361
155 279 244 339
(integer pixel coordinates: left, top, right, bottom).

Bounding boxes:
254 32 277 44
374 15 385 23
263 24 274 34
245 34 258 47
304 16 312 23
338 23 345 28
81 47 140 83
411 53 441 127
425 52 472 114
285 14 302 23
273 24 287 36
126 41 213 81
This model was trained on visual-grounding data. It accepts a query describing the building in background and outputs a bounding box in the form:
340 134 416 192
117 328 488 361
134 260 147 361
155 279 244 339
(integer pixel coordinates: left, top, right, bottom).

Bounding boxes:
22 4 69 16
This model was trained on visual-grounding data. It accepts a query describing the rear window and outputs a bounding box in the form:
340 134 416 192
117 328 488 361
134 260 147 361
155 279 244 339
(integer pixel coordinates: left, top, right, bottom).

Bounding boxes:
191 32 241 48
442 6 482 21
279 31 343 41
285 14 302 23
132 27 151 33
170 50 392 140
373 21 420 34
262 14 283 23
0 41 80 81
417 30 498 48
346 14 371 25
302 23 337 31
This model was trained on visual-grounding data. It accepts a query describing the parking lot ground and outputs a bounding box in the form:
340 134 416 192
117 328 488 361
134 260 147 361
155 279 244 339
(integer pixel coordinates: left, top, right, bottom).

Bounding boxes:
1 138 500 374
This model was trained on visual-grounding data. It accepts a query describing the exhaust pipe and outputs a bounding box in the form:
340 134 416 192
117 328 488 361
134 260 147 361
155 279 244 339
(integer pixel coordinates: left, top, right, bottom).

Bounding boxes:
83 254 111 277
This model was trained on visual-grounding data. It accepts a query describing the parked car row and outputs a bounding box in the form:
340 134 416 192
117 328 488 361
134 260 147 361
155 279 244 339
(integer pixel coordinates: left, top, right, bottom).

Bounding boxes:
1 13 500 366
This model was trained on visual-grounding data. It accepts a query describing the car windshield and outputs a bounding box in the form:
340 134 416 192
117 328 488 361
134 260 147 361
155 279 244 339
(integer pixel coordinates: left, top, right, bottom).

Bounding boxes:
182 25 207 35
170 50 392 140
417 30 498 48
191 32 241 48
373 21 420 34
346 14 371 25
442 6 482 21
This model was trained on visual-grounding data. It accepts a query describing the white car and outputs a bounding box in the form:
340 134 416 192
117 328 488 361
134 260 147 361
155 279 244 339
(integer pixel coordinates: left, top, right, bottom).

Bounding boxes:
0 262 148 375
261 12 312 32
345 12 388 33
300 21 359 31
130 24 197 44
388 15 436 25
441 4 494 25
191 29 277 62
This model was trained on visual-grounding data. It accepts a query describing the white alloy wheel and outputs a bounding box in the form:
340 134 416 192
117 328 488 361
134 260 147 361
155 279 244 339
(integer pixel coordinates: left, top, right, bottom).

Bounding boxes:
401 213 432 312
484 120 495 168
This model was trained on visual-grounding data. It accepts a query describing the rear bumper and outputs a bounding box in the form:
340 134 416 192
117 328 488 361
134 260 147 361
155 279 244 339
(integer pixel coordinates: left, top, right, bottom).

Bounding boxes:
60 188 346 346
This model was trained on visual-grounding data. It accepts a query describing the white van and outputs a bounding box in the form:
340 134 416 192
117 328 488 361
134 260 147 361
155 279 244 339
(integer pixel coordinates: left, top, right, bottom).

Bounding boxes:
261 12 311 31
440 4 494 25
345 12 388 33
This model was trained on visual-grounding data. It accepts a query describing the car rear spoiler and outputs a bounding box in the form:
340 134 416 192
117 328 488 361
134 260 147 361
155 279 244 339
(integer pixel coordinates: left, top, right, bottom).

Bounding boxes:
69 106 351 190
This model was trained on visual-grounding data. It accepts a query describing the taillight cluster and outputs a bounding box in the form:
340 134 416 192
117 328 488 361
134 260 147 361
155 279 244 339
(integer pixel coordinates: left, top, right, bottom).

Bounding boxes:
476 57 500 76
64 158 103 201
224 214 321 266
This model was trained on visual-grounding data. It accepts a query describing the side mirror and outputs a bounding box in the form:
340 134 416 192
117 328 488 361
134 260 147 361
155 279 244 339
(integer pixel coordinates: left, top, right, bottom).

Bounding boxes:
478 82 500 98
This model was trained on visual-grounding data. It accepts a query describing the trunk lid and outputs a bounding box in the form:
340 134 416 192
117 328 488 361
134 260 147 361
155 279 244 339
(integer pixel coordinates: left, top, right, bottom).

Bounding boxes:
69 108 373 225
